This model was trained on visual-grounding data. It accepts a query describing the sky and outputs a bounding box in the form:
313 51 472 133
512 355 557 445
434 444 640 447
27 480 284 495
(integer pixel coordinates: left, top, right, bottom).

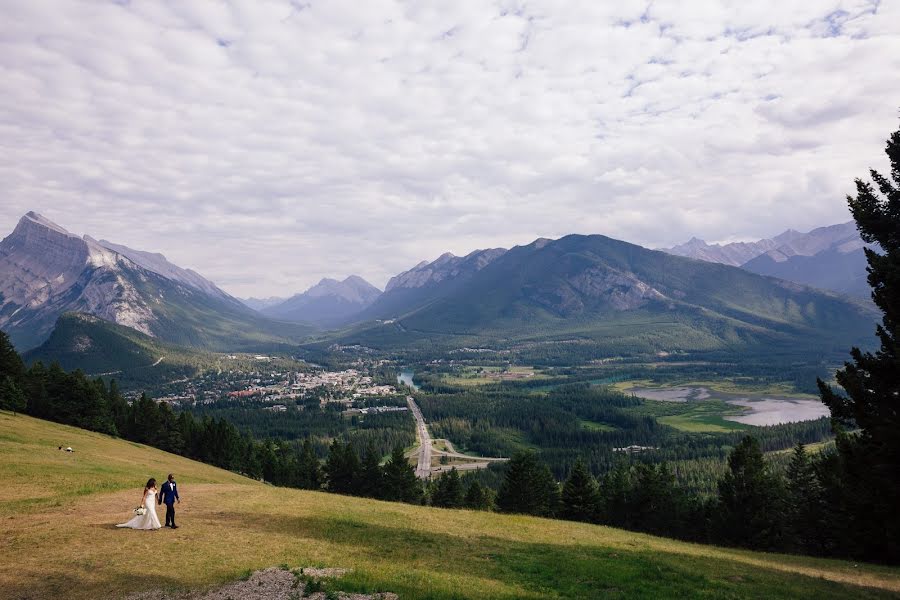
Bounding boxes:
1 1 899 298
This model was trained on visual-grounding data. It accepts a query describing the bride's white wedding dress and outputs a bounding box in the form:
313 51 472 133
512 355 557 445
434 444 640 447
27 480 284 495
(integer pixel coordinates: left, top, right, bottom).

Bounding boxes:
117 489 162 530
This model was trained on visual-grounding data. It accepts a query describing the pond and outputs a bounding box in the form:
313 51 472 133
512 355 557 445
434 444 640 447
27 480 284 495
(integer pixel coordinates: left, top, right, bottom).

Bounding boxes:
397 370 420 392
624 385 829 426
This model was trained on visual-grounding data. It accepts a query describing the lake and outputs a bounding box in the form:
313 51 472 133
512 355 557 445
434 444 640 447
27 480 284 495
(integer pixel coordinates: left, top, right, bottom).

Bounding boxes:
625 385 829 426
397 370 420 392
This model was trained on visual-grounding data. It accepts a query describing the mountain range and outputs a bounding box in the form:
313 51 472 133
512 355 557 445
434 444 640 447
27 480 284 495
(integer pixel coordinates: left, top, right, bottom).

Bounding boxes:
661 222 871 298
0 211 877 365
338 234 875 355
0 212 310 351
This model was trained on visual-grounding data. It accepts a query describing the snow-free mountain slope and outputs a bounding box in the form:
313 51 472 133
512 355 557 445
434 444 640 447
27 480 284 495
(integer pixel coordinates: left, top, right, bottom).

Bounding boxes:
262 275 382 327
662 222 871 298
354 248 507 323
342 234 876 354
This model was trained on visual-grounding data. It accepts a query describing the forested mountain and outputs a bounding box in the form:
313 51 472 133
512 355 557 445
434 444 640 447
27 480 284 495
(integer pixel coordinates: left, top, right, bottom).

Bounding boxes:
663 222 871 298
23 312 216 386
352 248 507 323
0 212 311 351
340 234 876 354
262 275 381 328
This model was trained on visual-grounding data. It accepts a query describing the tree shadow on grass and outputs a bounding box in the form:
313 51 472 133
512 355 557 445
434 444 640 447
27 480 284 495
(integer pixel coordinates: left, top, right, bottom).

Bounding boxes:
214 510 896 600
2 570 188 600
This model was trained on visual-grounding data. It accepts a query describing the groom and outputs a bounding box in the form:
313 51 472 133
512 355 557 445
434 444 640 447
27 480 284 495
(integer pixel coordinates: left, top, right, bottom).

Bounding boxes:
158 473 180 528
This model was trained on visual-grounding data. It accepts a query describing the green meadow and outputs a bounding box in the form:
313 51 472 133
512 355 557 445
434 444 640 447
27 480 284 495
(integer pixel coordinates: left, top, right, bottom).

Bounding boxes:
2 411 899 599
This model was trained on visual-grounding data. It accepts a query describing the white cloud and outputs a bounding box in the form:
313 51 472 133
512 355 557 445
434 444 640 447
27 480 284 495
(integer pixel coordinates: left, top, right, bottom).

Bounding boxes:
0 0 898 296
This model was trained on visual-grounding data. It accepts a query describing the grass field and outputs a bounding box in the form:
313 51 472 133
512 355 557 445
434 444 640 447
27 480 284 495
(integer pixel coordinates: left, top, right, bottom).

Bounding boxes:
2 412 900 599
441 366 548 387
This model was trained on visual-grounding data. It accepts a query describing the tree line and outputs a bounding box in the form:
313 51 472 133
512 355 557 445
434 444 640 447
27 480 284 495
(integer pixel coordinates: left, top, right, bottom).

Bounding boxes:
491 438 853 559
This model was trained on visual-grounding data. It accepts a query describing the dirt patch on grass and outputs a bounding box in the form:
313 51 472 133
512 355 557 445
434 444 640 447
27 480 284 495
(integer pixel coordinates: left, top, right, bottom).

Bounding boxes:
125 567 397 600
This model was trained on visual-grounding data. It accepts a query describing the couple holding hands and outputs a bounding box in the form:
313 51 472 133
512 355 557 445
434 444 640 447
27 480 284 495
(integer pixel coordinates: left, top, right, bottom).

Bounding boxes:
116 473 181 530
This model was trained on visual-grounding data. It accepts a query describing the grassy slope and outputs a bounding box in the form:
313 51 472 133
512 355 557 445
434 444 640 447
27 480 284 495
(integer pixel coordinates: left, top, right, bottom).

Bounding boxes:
2 413 899 600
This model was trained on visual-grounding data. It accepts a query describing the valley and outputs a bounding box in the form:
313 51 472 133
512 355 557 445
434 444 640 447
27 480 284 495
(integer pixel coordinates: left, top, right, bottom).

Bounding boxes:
1 207 897 595
3 4 900 596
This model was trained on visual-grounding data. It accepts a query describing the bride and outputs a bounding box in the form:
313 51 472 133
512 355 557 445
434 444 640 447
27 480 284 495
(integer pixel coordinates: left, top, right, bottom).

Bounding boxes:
117 478 162 530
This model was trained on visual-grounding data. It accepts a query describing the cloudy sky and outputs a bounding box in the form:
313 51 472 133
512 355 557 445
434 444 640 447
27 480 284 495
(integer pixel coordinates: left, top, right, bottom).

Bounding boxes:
1 1 899 297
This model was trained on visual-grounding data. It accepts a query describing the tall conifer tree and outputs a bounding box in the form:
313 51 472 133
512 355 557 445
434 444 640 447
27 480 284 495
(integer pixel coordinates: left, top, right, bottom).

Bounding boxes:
818 124 900 562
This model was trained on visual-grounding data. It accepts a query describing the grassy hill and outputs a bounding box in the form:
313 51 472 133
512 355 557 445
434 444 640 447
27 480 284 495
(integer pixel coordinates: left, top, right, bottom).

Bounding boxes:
2 413 900 599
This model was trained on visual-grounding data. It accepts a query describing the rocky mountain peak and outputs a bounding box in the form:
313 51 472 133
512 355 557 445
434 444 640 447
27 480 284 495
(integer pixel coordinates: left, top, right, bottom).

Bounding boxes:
385 248 507 292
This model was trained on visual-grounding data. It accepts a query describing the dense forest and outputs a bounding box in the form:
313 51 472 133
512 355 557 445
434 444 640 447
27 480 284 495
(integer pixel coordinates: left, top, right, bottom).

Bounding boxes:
415 382 832 491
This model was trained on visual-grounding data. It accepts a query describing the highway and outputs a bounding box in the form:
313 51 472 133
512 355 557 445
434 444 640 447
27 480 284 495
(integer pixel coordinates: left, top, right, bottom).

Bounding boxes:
406 396 433 479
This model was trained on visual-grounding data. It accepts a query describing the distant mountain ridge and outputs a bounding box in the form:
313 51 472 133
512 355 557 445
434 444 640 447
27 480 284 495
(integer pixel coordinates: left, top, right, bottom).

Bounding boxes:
261 275 381 328
0 212 310 350
351 248 508 324
339 233 876 355
661 221 871 298
240 296 286 311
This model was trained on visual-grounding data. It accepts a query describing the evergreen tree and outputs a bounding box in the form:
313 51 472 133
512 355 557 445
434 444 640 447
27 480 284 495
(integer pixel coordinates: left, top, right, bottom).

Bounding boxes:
784 443 825 554
597 463 631 527
325 440 359 494
358 443 384 498
107 379 128 435
463 480 493 511
432 467 465 508
381 445 421 503
0 331 25 386
715 436 784 550
0 376 26 414
817 124 900 563
560 457 600 522
296 439 324 490
496 451 560 517
629 463 683 536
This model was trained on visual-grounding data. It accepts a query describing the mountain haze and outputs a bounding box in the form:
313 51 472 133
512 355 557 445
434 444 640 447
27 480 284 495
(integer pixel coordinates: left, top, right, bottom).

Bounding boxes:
740 222 871 298
262 275 381 327
662 222 871 298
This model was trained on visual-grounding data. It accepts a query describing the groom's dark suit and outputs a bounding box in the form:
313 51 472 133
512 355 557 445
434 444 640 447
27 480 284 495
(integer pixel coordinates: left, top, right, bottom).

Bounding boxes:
158 480 179 527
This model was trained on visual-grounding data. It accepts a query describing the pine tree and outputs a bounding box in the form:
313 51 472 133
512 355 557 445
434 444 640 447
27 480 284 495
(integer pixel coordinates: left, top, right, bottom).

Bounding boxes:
597 463 631 527
496 451 560 517
0 331 25 386
817 124 900 563
297 439 323 490
325 440 359 494
381 445 421 504
358 444 384 499
715 436 784 550
432 467 465 508
464 480 493 511
784 443 825 554
560 457 600 522
0 376 26 414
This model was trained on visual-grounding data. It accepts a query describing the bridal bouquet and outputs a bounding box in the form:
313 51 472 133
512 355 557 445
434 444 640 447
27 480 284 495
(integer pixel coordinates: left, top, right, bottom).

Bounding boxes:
134 507 146 516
